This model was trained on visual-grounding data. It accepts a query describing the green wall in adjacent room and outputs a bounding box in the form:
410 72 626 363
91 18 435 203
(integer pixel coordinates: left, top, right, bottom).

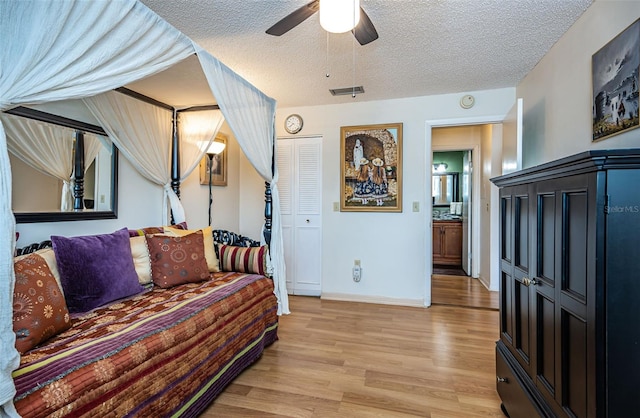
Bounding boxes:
433 151 464 173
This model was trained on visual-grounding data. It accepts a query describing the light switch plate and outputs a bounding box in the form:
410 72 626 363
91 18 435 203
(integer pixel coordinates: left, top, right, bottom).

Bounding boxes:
412 201 419 212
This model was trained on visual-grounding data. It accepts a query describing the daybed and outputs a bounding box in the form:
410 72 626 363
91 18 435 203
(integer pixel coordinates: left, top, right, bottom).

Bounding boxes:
11 228 278 418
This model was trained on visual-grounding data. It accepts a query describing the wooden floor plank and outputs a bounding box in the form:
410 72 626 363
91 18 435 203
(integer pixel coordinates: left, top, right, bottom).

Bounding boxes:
431 274 499 310
200 295 502 417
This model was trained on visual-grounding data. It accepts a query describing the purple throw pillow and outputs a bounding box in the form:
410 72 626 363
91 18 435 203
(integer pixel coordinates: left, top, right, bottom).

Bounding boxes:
51 228 144 313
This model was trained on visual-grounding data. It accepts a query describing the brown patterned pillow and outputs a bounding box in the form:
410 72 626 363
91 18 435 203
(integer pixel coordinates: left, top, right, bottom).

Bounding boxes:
13 253 71 354
145 231 210 288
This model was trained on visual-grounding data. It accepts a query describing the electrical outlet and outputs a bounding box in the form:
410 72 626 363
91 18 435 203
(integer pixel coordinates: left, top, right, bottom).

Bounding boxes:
352 264 361 282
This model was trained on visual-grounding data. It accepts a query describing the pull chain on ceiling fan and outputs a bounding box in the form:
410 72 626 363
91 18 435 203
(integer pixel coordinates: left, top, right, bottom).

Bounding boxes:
265 0 379 46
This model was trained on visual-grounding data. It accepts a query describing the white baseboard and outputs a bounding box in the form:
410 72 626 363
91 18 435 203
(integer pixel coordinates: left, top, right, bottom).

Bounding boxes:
321 292 425 307
288 289 321 297
478 275 498 292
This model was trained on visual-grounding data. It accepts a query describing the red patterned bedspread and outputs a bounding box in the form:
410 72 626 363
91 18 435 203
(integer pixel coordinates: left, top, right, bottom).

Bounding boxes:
13 272 278 418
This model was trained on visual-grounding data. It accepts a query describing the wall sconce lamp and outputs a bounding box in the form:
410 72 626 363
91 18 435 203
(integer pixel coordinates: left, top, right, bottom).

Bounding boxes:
198 139 226 226
319 0 360 33
433 162 448 173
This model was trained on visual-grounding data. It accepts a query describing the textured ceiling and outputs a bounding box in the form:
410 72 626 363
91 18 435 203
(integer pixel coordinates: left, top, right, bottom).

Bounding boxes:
135 0 593 108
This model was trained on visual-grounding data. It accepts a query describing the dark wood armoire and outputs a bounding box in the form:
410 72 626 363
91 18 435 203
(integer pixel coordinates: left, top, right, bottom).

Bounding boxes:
491 149 640 417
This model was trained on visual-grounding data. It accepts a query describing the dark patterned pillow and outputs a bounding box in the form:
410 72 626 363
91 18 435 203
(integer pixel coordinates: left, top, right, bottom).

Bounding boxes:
13 253 71 354
218 245 269 276
145 231 210 288
128 221 188 237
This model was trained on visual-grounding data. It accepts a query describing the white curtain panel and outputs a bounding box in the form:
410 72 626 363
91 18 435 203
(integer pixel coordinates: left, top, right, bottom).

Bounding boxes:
84 133 107 173
0 1 193 413
194 45 289 315
0 123 18 418
177 109 225 181
83 90 183 224
2 113 75 211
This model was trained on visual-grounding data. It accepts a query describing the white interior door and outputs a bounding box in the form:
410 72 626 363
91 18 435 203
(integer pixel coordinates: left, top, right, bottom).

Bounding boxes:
277 136 322 296
461 150 472 275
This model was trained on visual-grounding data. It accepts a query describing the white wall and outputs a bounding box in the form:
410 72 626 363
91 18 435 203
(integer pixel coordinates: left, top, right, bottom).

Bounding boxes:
518 0 640 167
241 88 515 306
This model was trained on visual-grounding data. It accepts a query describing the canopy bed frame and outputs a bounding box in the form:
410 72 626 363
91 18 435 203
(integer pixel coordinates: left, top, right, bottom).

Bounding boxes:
0 1 288 415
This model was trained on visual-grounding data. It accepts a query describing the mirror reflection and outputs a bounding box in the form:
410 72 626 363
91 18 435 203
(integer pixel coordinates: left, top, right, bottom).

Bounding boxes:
2 107 118 223
432 173 459 205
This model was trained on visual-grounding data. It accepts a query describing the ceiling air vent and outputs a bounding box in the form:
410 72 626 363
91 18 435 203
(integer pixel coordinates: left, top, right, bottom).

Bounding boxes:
329 86 365 96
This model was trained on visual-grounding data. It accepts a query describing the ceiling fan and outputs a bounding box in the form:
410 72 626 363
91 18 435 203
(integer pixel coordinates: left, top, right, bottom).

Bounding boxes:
265 0 379 46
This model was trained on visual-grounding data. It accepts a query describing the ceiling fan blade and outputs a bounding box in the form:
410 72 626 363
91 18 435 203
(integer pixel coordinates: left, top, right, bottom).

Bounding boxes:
352 6 378 45
266 0 320 36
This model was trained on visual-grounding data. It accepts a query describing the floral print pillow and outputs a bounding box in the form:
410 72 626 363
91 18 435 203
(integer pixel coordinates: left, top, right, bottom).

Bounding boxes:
13 253 71 354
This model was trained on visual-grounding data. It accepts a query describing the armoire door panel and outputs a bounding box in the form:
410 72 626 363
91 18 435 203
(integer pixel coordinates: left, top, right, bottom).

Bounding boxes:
501 196 512 262
514 277 531 366
515 195 529 271
501 270 513 345
536 193 556 285
562 191 588 303
562 309 588 418
536 293 556 396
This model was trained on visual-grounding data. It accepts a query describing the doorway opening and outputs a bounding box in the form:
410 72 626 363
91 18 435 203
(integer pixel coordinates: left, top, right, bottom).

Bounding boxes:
428 123 501 309
431 149 472 277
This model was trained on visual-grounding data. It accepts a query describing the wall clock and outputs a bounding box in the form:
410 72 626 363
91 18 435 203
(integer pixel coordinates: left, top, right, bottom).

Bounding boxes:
284 114 303 134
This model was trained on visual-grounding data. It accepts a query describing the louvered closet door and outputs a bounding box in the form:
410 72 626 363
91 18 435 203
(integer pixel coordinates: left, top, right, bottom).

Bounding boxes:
277 136 322 296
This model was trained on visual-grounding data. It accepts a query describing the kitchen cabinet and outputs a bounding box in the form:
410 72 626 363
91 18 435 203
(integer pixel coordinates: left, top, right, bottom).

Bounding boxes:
432 220 462 265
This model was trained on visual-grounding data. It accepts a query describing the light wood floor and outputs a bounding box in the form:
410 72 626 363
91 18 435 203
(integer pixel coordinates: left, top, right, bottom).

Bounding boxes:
201 295 503 417
431 274 499 311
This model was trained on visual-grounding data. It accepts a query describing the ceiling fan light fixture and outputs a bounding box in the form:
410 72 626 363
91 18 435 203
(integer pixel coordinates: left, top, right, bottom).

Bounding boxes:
319 0 360 34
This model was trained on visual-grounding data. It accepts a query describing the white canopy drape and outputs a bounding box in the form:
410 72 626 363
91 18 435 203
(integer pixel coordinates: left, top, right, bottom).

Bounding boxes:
1 113 75 211
177 109 225 183
195 45 288 315
84 133 107 174
1 1 281 414
83 91 181 224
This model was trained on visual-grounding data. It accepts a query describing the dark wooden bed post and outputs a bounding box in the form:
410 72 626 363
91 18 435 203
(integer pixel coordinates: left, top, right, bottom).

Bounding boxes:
73 130 85 210
263 136 275 246
170 109 180 224
264 181 272 246
171 109 180 198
